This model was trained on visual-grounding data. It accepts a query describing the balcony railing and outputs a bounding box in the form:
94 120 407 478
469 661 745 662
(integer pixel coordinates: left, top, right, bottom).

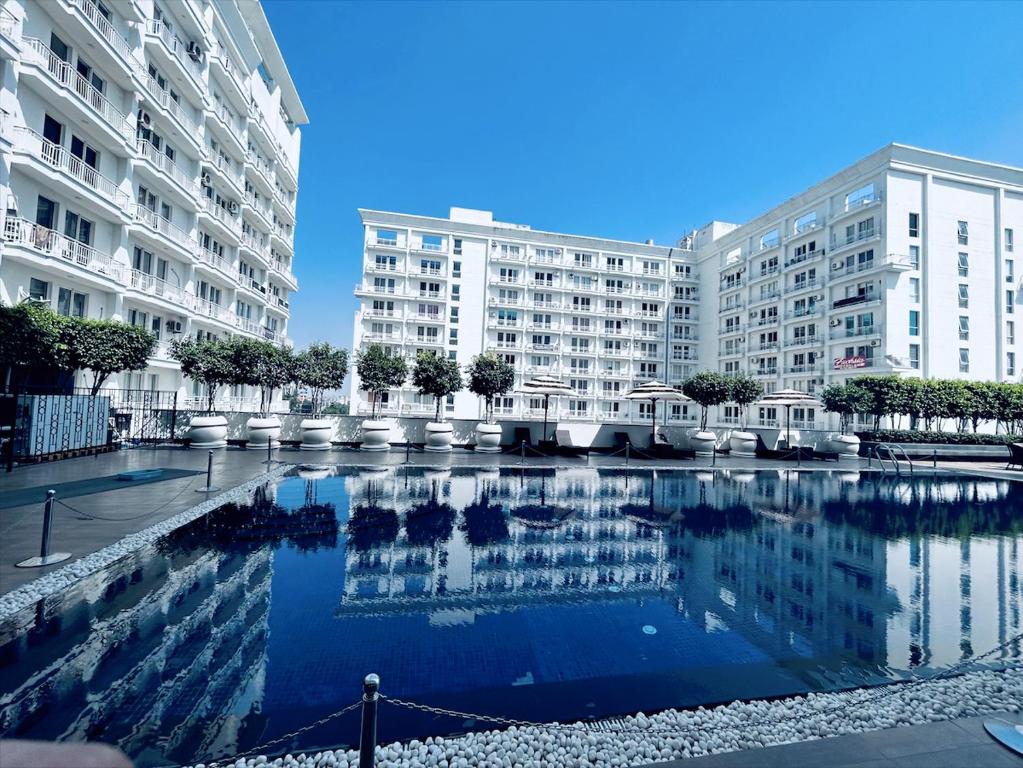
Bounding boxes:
831 293 877 310
65 0 141 74
830 224 881 251
146 19 205 89
131 203 197 252
140 71 200 134
829 323 882 340
0 6 18 40
3 217 123 281
785 335 822 347
785 248 826 268
15 128 130 209
719 302 744 314
128 269 191 306
785 277 825 294
23 38 134 142
137 139 197 192
201 196 242 234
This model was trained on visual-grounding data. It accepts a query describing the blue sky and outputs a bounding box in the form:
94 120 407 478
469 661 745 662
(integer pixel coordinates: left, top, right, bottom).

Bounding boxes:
263 0 1023 351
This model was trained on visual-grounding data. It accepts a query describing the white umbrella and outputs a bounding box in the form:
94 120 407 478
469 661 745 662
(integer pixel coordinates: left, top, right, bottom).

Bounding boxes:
624 381 692 446
517 375 576 442
755 388 822 448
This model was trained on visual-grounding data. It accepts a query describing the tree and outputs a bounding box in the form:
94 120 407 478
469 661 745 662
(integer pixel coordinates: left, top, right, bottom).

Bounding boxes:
991 382 1023 435
727 373 762 429
356 344 407 418
682 371 732 430
412 351 463 422
919 378 952 431
0 301 69 387
61 318 157 395
295 342 349 416
964 381 997 433
820 382 871 435
172 337 237 413
467 352 515 424
849 375 909 431
246 341 296 416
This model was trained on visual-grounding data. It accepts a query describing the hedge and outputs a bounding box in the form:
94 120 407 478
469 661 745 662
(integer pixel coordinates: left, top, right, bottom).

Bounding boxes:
855 429 1022 445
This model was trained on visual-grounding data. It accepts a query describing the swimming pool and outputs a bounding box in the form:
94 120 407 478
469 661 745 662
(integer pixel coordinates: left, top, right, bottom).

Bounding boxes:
1 467 1020 766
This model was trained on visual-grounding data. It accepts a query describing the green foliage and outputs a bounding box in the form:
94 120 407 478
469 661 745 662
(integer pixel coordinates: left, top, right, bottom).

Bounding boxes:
0 301 69 377
356 344 408 418
61 318 157 395
412 351 463 422
848 375 912 431
238 340 296 416
295 342 349 416
854 429 1021 445
682 371 732 430
467 352 515 423
727 373 762 429
820 382 872 435
171 337 238 413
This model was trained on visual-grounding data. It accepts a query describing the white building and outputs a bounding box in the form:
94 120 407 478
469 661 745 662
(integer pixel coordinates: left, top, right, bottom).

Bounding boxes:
351 145 1022 431
0 0 305 408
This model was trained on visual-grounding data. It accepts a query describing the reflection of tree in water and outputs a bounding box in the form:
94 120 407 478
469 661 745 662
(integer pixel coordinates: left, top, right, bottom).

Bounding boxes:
460 494 509 546
678 503 757 538
406 497 456 547
347 504 399 551
822 479 1023 538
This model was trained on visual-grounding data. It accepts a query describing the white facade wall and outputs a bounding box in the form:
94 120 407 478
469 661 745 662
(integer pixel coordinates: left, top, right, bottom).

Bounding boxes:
0 0 305 408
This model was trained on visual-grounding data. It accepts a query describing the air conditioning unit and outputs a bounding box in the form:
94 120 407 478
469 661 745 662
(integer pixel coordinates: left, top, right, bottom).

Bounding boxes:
166 320 183 334
870 338 882 348
228 201 240 214
815 294 825 301
555 248 562 255
750 357 760 364
200 172 212 187
832 261 844 270
186 41 203 62
830 318 842 327
491 240 498 248
138 110 152 126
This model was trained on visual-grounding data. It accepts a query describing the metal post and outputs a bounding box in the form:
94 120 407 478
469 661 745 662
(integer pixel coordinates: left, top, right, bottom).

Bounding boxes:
933 449 937 469
406 439 411 463
266 434 273 464
712 445 717 466
359 673 380 768
196 449 220 493
625 441 630 466
520 439 525 463
16 490 71 568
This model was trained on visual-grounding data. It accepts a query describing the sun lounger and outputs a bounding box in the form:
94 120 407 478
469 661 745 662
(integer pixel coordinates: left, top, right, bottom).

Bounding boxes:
1007 442 1023 471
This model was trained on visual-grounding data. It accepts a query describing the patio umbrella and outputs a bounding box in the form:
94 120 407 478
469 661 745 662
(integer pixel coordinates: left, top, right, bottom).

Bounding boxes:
517 375 576 443
623 381 693 446
754 388 823 448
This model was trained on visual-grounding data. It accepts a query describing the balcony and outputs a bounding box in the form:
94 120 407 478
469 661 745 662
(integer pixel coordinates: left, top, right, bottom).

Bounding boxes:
831 252 912 279
60 0 142 82
369 236 404 251
831 293 878 311
719 302 744 314
21 38 134 147
367 262 400 274
144 19 206 99
784 218 825 243
528 343 558 352
785 335 823 348
756 238 781 254
204 148 245 196
785 365 824 375
784 277 825 295
138 72 201 149
199 197 242 240
720 277 745 292
410 312 444 324
411 241 448 256
748 265 780 283
241 230 272 262
670 353 699 361
12 128 130 215
246 150 276 192
754 367 779 377
137 139 200 198
829 323 882 341
131 204 198 255
833 190 884 223
363 308 398 318
719 323 745 336
533 253 561 265
568 325 597 335
2 218 123 284
784 307 824 321
363 332 400 343
193 298 236 325
756 342 780 352
829 224 882 255
0 7 20 59
209 43 247 108
208 102 246 156
784 248 826 269
752 315 780 327
196 246 233 278
127 269 193 308
749 290 781 306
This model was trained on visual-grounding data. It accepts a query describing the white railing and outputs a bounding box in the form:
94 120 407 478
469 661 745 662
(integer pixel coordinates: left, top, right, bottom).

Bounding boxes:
15 128 130 208
197 247 230 274
128 269 192 306
131 203 198 252
23 38 134 142
137 139 197 192
242 230 271 260
66 0 141 73
246 150 275 184
212 42 246 95
0 6 18 40
831 224 881 250
201 196 241 233
3 217 123 280
140 71 200 134
146 19 204 87
843 190 883 212
785 248 826 268
785 277 825 294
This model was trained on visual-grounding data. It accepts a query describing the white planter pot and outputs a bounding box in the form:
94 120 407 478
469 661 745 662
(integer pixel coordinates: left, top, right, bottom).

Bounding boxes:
474 423 502 453
360 419 391 451
188 415 228 448
830 434 861 458
424 421 454 452
299 418 334 451
728 431 758 457
690 430 717 456
246 416 281 449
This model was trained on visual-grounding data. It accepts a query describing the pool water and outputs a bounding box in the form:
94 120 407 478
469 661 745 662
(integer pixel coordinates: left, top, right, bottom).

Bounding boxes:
1 467 1021 766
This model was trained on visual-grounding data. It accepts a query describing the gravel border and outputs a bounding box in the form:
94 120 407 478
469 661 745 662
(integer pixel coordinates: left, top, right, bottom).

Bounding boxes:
186 665 1022 768
0 462 294 621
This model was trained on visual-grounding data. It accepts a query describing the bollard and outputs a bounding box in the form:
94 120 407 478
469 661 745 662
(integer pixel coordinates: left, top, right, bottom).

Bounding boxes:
625 441 630 466
15 490 71 568
359 673 380 768
712 445 717 466
933 449 937 469
406 439 411 463
266 434 273 464
520 439 525 462
796 447 801 466
196 449 220 493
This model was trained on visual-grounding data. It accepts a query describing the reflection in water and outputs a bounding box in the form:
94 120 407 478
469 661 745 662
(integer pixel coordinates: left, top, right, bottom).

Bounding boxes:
0 468 1019 768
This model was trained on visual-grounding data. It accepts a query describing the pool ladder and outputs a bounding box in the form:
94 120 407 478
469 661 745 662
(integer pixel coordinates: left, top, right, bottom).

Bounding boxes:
871 442 914 475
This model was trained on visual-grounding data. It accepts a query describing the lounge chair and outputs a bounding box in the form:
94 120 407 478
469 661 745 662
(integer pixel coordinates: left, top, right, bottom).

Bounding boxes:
1007 442 1023 471
552 428 588 458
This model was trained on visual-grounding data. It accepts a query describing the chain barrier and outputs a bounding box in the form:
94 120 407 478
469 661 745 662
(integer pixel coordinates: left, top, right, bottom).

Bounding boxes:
54 497 178 523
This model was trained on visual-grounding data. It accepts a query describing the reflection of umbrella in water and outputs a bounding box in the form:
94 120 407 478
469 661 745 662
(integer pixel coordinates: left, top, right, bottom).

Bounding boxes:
517 375 576 443
347 477 398 551
677 475 756 537
405 481 456 547
621 471 676 527
755 388 822 448
461 493 510 546
623 381 693 446
510 471 573 528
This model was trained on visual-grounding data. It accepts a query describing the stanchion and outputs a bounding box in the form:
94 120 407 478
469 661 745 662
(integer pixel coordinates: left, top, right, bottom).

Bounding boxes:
406 439 411 463
359 673 380 768
196 449 220 493
265 434 273 465
16 490 71 568
933 450 937 469
712 446 717 466
520 440 525 464
625 441 630 466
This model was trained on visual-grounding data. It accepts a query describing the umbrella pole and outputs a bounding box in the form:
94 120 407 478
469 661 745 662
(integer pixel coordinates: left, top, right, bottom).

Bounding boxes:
543 395 549 443
786 404 791 448
651 398 657 447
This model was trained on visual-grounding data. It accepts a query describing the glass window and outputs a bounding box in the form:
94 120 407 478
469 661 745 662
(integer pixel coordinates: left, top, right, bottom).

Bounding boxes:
909 245 920 269
1007 260 1015 284
959 348 969 373
1008 321 1016 345
959 316 969 341
376 229 397 245
957 220 969 245
958 284 969 308
1008 290 1016 314
453 238 462 256
957 252 969 277
909 310 919 337
29 278 49 301
909 344 920 369
1006 228 1014 253
909 277 920 303
452 260 461 278
1009 352 1016 377
908 212 919 237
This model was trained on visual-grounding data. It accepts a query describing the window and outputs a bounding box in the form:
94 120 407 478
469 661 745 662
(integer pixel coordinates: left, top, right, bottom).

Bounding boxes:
1008 290 1016 314
451 285 460 302
957 220 969 246
29 278 50 301
958 284 969 308
909 277 920 303
959 348 969 373
1007 228 1015 253
448 329 458 345
959 316 969 341
909 344 920 369
452 261 461 278
908 310 920 337
375 229 397 246
909 245 920 269
908 212 919 238
57 288 87 317
450 307 459 324
1007 260 1015 284
453 238 462 256
957 252 969 277
1009 353 1017 377
1008 321 1016 345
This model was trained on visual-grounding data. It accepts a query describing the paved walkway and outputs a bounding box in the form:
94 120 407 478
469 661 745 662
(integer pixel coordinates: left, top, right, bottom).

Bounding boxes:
643 712 1023 767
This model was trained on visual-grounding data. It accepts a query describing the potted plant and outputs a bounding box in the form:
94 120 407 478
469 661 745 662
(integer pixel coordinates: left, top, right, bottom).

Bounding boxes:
59 317 157 394
466 352 514 452
295 342 349 450
172 337 236 448
682 371 731 456
820 382 869 457
727 373 762 457
237 340 296 450
355 344 407 451
411 350 463 452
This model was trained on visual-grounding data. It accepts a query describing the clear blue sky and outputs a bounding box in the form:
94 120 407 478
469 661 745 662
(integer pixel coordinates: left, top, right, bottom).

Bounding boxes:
263 0 1023 351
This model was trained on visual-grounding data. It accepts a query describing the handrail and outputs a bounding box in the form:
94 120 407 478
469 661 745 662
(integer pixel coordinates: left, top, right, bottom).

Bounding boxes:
872 442 914 475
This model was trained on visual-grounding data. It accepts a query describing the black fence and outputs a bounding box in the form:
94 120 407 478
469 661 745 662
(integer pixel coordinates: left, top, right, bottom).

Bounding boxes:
1 387 180 468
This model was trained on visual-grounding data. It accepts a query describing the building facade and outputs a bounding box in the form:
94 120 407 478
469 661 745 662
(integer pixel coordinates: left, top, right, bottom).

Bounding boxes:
0 0 305 408
351 145 1022 430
